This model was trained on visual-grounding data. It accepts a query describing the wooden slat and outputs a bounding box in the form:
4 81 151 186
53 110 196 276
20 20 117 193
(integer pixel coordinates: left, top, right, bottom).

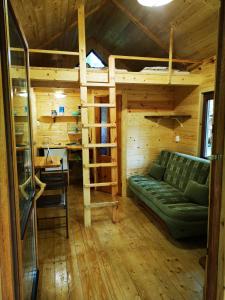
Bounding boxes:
81 103 116 108
81 82 115 87
85 201 119 209
84 162 117 168
111 54 201 64
84 182 118 188
83 143 117 148
109 56 119 223
168 27 174 84
82 123 116 128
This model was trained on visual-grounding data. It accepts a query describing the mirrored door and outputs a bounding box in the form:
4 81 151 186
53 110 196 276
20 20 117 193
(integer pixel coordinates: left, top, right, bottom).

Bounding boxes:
0 1 38 299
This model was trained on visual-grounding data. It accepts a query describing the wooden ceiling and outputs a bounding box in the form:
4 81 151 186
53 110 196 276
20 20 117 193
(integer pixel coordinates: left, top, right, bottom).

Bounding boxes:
11 0 220 70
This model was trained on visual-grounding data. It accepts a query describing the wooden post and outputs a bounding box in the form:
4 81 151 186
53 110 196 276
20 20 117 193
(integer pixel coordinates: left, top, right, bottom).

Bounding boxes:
78 0 91 227
121 91 128 197
168 26 174 84
109 56 119 222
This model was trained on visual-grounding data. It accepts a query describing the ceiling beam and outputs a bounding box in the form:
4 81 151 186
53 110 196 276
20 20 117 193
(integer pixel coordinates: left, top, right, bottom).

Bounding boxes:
39 0 107 49
110 0 169 54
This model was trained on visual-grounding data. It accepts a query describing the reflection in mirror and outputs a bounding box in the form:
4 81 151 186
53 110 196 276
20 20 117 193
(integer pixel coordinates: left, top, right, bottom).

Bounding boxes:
8 11 34 230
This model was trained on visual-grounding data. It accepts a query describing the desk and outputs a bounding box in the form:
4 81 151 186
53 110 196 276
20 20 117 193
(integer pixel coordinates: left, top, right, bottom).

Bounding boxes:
34 156 61 169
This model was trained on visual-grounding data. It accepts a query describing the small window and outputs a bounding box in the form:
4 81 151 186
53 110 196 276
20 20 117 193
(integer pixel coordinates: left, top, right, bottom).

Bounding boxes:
201 92 214 158
86 50 105 68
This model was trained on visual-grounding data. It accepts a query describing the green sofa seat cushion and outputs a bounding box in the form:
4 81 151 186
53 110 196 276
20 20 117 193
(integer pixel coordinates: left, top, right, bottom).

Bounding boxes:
148 163 166 181
184 180 209 205
128 175 208 222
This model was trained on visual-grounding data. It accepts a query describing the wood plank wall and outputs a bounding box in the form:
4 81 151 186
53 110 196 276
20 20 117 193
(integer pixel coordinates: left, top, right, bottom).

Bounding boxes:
34 88 81 147
124 85 176 176
173 60 216 156
32 61 216 179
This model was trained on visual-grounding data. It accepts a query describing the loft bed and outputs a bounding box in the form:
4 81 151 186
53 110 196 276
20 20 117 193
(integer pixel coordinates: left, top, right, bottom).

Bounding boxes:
10 41 203 86
11 65 203 86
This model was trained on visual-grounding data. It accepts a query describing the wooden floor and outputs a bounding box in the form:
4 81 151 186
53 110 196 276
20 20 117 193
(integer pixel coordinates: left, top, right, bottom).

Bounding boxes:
37 184 206 300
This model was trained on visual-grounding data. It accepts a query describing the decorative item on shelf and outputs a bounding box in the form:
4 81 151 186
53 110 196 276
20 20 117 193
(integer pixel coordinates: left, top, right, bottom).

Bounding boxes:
67 123 78 135
58 105 65 116
72 110 80 117
51 109 57 121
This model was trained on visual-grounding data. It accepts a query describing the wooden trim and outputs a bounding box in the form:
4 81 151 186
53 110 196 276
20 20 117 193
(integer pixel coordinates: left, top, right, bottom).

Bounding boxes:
168 27 174 84
121 91 128 197
78 0 91 227
0 37 15 300
110 54 201 64
200 91 214 158
11 48 79 56
206 1 225 299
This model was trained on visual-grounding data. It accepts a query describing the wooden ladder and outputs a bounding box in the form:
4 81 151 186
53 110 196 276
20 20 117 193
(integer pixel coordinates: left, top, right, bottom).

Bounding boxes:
78 1 119 227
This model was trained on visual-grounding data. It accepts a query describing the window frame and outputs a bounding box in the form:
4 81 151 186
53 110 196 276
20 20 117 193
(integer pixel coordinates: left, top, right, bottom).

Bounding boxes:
201 91 214 159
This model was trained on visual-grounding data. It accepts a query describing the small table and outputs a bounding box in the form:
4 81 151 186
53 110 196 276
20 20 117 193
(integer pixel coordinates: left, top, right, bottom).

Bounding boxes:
34 156 61 169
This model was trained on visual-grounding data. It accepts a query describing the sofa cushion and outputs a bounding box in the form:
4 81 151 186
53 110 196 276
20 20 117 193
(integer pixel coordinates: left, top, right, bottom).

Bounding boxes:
155 150 172 167
164 152 210 192
129 175 208 221
148 163 166 181
129 175 187 207
184 180 209 205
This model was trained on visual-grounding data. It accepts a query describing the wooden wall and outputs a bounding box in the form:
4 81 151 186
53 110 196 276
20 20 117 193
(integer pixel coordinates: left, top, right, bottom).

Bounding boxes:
34 88 81 147
173 60 216 156
124 85 176 176
33 61 216 182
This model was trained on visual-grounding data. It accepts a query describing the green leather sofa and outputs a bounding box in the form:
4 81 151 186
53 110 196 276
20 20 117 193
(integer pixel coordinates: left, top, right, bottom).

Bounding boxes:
128 151 210 239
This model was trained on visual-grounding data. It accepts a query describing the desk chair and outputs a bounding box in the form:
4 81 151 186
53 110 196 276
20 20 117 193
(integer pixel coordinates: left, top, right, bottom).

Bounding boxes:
36 159 69 238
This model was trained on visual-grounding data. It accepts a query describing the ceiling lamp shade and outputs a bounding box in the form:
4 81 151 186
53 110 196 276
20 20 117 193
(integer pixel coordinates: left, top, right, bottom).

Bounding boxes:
137 0 174 7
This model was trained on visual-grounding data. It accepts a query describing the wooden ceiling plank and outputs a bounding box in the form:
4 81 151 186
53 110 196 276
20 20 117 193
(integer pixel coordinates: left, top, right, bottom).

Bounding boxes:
110 0 169 54
39 0 107 49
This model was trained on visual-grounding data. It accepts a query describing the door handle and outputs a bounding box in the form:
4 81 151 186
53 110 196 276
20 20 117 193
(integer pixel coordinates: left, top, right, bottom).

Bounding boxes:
19 176 46 201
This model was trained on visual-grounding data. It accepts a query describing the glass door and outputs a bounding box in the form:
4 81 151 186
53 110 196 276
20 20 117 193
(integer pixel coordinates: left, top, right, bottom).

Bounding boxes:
0 1 38 299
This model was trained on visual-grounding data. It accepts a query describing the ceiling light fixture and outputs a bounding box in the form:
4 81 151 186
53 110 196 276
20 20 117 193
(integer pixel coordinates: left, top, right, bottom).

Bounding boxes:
54 90 66 99
137 0 174 7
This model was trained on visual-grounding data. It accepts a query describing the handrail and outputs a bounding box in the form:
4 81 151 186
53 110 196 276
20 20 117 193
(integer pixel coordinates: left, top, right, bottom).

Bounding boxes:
10 47 79 56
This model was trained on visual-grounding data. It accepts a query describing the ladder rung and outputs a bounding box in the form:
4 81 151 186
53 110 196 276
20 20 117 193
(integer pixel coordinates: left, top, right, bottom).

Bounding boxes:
84 182 117 188
85 201 119 209
81 82 115 88
84 162 117 168
83 143 117 148
82 123 116 128
81 103 116 108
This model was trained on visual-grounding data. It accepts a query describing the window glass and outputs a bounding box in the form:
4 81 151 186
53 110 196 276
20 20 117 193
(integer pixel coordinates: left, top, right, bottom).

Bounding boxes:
201 93 214 158
86 51 105 68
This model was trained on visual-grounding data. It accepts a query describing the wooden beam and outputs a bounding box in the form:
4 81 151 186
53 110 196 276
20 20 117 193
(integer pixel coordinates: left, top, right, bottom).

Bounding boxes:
111 54 201 64
11 48 79 56
206 1 225 299
39 0 107 49
11 66 203 86
111 0 169 54
168 27 174 83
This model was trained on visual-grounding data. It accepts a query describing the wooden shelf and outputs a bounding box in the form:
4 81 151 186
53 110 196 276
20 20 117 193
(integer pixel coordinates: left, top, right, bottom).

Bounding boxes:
14 115 28 122
145 115 191 127
38 115 80 123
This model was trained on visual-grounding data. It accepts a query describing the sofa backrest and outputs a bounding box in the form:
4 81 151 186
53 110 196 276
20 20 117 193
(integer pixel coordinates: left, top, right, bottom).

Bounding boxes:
163 152 210 191
156 150 172 167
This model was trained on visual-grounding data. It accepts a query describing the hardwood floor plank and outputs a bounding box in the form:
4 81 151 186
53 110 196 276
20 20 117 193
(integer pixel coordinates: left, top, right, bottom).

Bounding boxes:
37 185 205 300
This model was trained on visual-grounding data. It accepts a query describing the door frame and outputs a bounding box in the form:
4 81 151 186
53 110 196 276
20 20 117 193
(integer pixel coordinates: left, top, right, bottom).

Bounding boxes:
205 1 225 299
0 0 37 298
